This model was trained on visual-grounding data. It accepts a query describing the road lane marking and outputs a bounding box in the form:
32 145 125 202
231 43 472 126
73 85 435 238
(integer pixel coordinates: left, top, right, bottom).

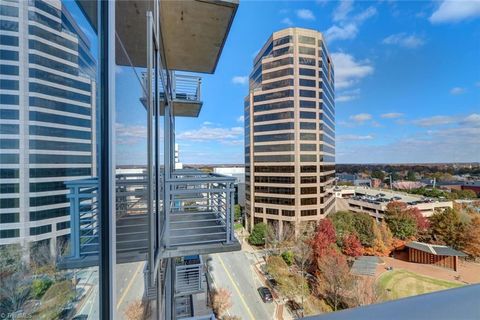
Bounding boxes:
218 255 256 320
116 263 143 310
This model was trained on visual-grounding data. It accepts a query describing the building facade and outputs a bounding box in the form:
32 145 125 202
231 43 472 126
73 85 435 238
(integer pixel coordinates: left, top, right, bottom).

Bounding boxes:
1 0 240 319
0 0 96 257
213 166 246 206
245 28 336 236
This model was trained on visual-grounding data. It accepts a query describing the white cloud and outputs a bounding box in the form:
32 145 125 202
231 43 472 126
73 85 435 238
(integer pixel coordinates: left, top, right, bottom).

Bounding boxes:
177 126 243 142
350 113 372 122
450 87 467 95
116 123 147 145
296 9 315 20
326 4 377 42
333 0 354 22
337 113 480 163
383 33 425 48
316 0 328 6
429 0 480 24
237 115 244 123
281 17 293 26
202 121 214 126
325 24 359 42
413 115 456 127
461 113 480 126
336 89 360 102
381 112 404 119
337 134 374 141
331 52 374 89
232 76 248 85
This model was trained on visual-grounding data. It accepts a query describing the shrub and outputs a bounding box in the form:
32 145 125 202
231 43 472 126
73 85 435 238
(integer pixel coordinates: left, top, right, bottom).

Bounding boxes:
281 251 294 266
32 278 53 299
211 288 232 318
125 300 144 320
249 223 267 245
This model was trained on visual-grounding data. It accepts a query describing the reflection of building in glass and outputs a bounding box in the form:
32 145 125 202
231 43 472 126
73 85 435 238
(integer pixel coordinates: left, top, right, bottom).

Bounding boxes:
0 0 96 257
244 28 336 236
175 143 183 169
214 167 245 206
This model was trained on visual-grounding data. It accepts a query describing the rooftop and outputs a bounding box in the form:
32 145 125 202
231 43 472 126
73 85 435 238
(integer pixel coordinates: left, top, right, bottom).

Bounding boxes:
406 241 467 257
306 284 480 320
336 186 451 206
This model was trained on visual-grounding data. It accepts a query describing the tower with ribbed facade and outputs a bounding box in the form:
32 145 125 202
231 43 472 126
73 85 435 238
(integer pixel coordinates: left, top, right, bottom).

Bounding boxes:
0 0 96 257
244 28 336 236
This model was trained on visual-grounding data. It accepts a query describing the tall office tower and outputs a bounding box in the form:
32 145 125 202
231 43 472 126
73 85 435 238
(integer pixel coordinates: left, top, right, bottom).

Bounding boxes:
0 0 96 257
245 28 336 237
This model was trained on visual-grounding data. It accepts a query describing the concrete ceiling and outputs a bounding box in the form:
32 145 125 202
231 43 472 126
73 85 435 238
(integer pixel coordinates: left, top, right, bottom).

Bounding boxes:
77 0 238 73
159 0 238 73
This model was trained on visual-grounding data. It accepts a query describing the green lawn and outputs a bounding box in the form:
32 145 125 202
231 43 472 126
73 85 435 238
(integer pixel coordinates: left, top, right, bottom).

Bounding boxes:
234 222 243 230
376 269 462 301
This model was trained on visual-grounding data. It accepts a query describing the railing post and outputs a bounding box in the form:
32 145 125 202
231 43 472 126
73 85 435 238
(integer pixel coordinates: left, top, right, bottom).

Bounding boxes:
70 185 80 259
230 182 235 242
225 184 231 244
164 181 170 248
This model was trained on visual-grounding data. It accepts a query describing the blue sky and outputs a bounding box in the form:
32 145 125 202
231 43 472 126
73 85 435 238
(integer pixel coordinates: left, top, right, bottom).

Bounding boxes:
116 0 480 165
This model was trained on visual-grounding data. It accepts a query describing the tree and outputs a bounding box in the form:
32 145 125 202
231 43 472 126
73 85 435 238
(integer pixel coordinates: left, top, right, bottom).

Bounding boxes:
371 170 385 181
248 222 267 246
124 300 144 320
463 215 480 259
406 170 417 181
316 252 354 311
384 202 422 240
385 214 417 240
349 277 382 307
0 272 32 317
211 288 232 318
449 189 478 200
329 212 376 247
281 251 294 266
234 204 242 221
311 219 337 263
329 211 356 246
429 208 467 250
342 234 363 257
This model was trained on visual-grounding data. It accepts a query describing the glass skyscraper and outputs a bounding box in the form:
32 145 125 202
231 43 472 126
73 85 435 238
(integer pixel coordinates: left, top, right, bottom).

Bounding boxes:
0 0 96 258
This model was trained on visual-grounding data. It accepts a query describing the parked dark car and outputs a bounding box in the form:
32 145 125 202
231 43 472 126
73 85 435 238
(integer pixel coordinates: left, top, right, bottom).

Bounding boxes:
258 286 273 303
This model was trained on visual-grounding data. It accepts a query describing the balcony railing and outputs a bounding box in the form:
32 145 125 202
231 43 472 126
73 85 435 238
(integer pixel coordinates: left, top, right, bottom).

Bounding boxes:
63 173 149 266
63 170 238 265
175 255 203 296
172 74 201 102
164 171 237 251
140 72 202 117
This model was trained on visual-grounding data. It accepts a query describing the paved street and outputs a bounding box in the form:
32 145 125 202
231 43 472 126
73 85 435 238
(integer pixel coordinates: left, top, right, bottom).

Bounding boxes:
208 250 276 320
73 261 144 319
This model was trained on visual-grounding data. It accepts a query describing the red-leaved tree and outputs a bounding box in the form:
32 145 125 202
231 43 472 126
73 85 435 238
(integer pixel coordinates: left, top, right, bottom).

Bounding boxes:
311 219 337 264
342 233 364 257
405 207 430 232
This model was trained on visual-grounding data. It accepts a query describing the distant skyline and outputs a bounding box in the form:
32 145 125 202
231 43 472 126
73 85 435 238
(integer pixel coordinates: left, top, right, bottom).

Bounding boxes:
117 0 480 164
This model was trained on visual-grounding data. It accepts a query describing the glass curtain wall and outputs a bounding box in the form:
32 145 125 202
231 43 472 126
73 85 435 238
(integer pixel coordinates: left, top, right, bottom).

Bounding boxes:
113 1 165 318
0 0 100 318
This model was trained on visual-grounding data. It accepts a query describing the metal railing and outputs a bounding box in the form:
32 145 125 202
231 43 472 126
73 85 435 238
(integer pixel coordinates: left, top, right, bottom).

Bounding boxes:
172 73 201 102
141 72 201 105
175 255 203 296
67 179 99 259
65 169 236 260
164 171 236 248
65 173 149 260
